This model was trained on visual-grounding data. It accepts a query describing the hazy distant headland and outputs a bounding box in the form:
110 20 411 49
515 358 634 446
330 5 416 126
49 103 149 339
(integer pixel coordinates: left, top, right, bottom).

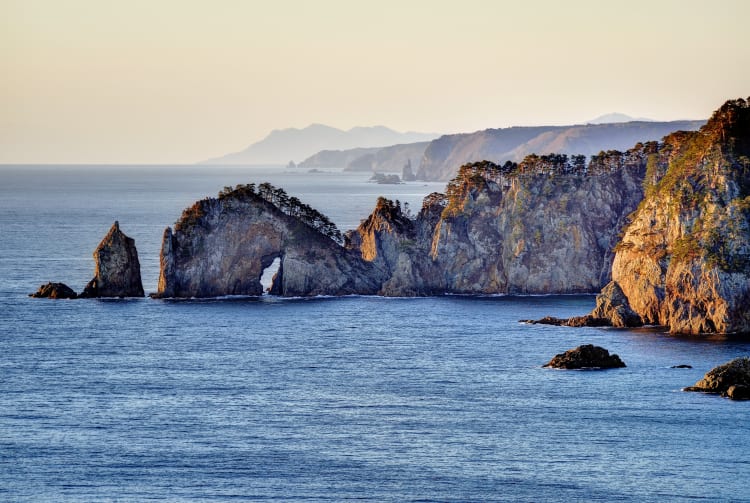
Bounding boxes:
201 117 705 182
199 124 440 165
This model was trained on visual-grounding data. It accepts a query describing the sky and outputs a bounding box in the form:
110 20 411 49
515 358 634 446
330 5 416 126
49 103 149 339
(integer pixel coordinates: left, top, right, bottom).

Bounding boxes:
2 0 749 164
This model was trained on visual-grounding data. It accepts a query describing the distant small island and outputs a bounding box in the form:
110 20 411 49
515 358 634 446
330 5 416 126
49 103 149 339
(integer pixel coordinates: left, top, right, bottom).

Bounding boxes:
369 172 402 184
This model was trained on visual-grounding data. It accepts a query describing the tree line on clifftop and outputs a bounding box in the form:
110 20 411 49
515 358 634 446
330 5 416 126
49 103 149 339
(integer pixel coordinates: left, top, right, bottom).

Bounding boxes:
218 182 344 244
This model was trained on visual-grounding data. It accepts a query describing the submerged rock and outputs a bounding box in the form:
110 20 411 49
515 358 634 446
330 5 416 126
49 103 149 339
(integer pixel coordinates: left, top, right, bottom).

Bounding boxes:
544 344 626 369
80 221 144 298
685 357 750 399
29 282 78 299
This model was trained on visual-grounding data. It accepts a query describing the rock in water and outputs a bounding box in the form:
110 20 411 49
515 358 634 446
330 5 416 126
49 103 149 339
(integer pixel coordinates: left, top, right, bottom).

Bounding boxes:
80 221 144 298
544 344 626 369
29 282 78 299
589 281 643 328
685 357 750 399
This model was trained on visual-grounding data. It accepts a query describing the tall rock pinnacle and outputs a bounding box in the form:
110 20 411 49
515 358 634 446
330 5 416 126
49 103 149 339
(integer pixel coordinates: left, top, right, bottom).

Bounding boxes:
80 221 145 298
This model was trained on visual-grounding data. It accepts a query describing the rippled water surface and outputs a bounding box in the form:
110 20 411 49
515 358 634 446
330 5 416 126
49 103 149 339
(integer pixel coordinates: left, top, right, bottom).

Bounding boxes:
1 165 749 502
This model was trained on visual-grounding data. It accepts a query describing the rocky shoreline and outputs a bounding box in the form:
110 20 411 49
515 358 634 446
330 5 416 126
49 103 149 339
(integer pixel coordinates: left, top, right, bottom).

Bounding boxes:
31 98 750 338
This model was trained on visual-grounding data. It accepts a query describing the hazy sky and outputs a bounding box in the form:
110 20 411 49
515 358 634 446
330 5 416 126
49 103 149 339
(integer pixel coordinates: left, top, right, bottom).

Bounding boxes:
2 0 749 164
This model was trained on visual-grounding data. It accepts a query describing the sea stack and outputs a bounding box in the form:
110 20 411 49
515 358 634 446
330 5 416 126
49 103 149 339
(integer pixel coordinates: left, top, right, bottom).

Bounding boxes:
80 221 145 298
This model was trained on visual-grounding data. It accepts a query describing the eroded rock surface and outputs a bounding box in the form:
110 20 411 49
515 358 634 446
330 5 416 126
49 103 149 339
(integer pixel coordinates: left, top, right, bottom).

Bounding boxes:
544 344 626 369
80 221 144 298
685 357 750 399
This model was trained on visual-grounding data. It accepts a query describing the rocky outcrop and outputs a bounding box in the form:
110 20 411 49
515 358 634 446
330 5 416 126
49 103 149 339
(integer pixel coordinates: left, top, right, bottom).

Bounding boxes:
157 99 749 319
543 344 626 369
80 221 144 298
345 196 440 296
347 153 647 296
685 357 750 399
29 282 78 299
520 281 643 328
609 98 750 334
154 184 384 298
583 281 643 328
416 120 704 181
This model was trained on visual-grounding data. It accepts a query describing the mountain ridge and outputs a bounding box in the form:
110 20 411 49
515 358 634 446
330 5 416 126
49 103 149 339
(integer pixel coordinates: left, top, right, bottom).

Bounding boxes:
200 124 440 165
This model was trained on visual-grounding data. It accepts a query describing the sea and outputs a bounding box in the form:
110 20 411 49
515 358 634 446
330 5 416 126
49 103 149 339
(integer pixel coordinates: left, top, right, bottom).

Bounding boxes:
1 165 749 502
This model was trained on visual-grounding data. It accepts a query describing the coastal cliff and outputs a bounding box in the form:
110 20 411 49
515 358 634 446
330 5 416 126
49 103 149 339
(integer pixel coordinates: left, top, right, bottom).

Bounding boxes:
155 98 750 337
157 152 648 298
607 98 750 334
154 183 383 298
347 154 647 295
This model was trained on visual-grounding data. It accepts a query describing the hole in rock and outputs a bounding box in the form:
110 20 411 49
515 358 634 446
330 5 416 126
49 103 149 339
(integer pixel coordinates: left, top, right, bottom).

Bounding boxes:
259 257 281 295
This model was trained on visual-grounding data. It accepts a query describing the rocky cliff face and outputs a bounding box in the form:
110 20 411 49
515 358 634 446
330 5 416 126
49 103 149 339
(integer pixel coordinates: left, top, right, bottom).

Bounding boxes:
80 221 144 298
347 153 647 295
155 184 384 298
609 98 750 334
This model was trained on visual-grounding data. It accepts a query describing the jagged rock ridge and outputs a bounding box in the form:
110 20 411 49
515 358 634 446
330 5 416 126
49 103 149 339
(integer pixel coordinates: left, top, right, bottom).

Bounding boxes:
348 152 648 296
160 148 649 298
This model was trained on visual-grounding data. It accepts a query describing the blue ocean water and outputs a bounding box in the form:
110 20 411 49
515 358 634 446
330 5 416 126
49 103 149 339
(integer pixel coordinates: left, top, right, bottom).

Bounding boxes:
1 165 749 502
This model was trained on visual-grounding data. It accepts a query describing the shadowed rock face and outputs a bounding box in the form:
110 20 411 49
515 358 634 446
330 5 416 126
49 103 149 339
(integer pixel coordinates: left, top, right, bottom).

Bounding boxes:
80 221 144 298
685 357 750 399
154 188 383 298
543 344 626 369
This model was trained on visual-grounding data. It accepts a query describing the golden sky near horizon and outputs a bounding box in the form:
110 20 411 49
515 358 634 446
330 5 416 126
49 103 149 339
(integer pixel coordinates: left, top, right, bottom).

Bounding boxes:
2 0 749 163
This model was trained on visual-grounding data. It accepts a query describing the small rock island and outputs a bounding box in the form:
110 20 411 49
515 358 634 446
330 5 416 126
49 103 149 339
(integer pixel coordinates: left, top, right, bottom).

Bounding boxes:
31 221 144 299
544 345 626 370
685 357 750 400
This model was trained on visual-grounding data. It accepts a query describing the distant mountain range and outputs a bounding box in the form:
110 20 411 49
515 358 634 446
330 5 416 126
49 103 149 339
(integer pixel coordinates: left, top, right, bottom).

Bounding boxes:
200 124 440 165
294 119 704 180
586 113 654 124
201 117 706 181
415 120 705 180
